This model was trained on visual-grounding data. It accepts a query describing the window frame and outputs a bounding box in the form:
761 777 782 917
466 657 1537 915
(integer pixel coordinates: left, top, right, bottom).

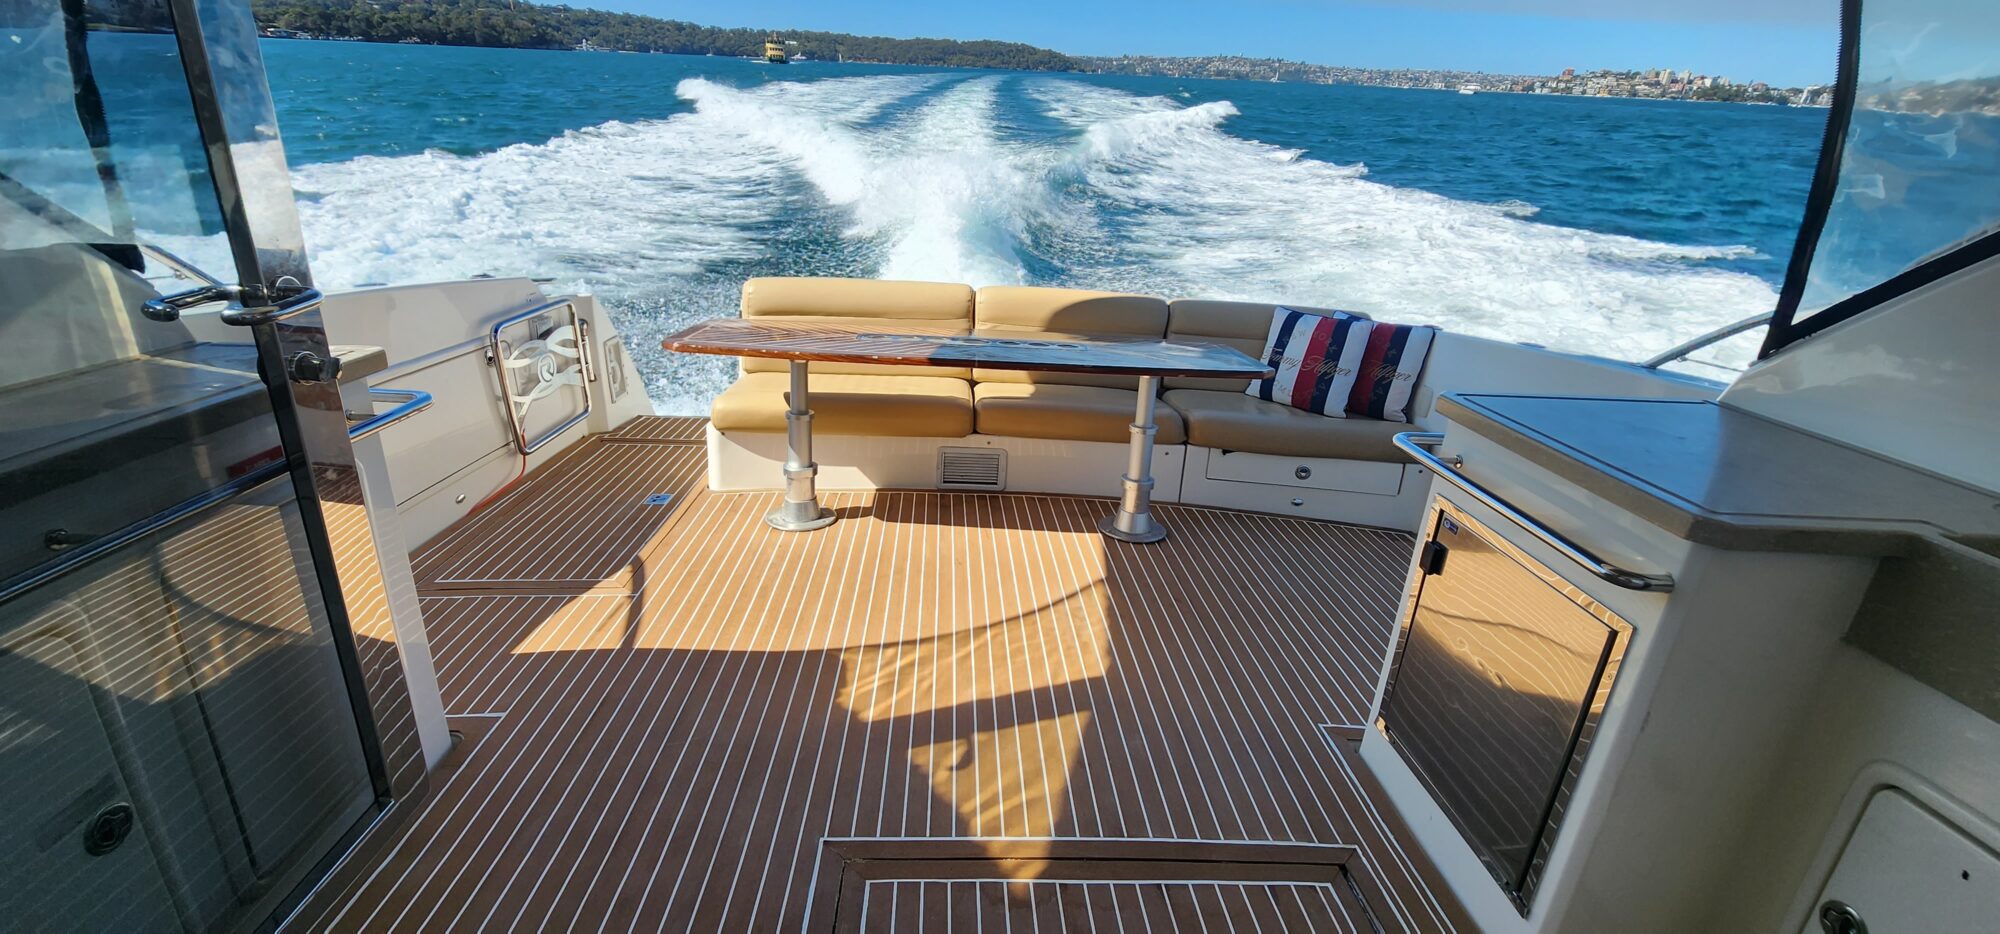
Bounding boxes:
1760 0 2000 358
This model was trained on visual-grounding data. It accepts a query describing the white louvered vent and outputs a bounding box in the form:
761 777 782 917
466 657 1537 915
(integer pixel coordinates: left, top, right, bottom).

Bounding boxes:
937 447 1006 490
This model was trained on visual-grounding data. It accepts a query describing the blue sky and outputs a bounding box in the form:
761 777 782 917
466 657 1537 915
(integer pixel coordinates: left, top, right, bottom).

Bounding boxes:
612 0 1841 86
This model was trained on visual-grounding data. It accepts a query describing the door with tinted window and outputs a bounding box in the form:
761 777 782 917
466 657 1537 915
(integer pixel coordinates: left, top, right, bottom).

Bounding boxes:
1 1 401 929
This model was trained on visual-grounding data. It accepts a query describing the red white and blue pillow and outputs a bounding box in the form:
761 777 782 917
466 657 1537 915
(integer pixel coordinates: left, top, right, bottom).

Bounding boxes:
1343 320 1436 423
1247 307 1374 417
1249 307 1436 423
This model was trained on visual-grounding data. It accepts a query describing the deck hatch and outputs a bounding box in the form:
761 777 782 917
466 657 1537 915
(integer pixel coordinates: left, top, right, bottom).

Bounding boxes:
809 839 1380 933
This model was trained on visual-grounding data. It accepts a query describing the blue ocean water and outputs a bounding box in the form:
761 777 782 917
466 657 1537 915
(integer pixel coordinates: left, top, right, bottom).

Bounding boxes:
254 40 1826 407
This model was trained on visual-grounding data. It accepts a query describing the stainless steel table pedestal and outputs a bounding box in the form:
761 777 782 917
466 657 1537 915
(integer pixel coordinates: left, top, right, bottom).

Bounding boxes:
1100 374 1169 544
766 361 837 532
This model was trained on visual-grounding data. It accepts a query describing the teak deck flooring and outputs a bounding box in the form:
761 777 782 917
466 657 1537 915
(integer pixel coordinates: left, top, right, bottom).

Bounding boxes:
302 417 1467 932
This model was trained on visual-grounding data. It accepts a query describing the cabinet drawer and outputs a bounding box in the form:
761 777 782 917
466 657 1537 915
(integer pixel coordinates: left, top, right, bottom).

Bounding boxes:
1204 449 1404 495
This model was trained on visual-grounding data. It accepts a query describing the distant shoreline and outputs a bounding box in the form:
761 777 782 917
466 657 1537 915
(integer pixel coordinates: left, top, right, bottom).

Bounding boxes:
250 32 1832 109
244 0 1823 104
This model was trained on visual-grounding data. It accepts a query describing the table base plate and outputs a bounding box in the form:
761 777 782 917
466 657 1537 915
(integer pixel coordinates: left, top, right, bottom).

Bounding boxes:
1099 511 1168 544
767 503 837 532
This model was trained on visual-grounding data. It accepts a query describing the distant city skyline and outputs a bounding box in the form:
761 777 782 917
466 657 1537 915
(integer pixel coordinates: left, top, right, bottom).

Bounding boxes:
609 0 1840 87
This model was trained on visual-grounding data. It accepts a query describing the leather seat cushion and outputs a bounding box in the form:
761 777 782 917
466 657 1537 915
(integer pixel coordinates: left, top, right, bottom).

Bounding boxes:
975 383 1185 445
1163 389 1405 461
711 373 973 437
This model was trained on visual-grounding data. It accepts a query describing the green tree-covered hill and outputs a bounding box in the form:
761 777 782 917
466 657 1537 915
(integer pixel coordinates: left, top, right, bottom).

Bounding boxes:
252 0 1082 71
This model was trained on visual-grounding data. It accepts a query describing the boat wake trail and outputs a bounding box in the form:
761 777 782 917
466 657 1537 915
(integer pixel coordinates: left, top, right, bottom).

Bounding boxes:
1023 79 1772 363
678 75 1043 286
284 72 1780 410
287 73 942 291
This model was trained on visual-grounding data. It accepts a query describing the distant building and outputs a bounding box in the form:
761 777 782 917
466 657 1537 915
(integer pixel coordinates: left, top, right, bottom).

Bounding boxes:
1561 67 1576 79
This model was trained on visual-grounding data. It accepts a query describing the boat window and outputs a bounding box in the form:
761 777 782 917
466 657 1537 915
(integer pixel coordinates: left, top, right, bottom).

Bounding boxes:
1775 0 2000 345
1 0 234 286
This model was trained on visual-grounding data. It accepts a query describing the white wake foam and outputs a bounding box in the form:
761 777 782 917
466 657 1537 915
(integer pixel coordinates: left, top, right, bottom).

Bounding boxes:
679 75 1043 286
1026 78 1773 364
289 73 941 291
252 72 1780 411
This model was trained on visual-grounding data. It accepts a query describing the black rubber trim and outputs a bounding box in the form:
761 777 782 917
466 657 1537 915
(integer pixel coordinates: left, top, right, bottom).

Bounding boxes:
1790 228 2000 339
1760 0 1863 360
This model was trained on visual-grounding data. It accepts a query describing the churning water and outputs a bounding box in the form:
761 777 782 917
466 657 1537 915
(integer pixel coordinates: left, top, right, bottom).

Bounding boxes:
255 42 1825 408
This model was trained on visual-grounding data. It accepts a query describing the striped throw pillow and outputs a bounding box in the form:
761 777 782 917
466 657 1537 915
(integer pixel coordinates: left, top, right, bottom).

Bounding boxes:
1246 307 1375 417
1344 322 1436 423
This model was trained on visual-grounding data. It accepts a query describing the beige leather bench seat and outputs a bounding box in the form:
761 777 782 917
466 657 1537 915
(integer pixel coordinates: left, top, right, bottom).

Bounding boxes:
974 382 1185 445
1163 389 1408 461
711 277 976 438
966 285 1182 444
710 373 973 438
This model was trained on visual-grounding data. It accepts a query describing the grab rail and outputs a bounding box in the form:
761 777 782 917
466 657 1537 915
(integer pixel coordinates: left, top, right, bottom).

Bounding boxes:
488 299 590 454
347 388 433 441
1640 311 1772 370
1395 432 1676 592
140 282 324 326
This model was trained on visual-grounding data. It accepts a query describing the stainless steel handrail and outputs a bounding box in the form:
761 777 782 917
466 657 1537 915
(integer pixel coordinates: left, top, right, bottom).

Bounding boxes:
140 282 324 326
140 283 240 321
347 388 433 441
1395 432 1676 592
220 285 324 327
489 299 590 454
1640 311 1773 369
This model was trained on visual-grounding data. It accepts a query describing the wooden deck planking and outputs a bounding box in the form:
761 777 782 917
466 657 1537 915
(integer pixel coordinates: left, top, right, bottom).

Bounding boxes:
856 880 1366 933
314 436 1464 932
411 437 705 591
605 415 709 444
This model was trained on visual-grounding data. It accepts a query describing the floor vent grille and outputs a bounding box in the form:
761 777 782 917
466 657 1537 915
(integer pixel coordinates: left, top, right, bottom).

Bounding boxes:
938 447 1006 490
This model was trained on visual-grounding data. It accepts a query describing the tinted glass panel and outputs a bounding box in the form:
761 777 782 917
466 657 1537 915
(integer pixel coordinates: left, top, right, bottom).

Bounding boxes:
2 3 375 929
1797 0 2000 317
1379 510 1619 903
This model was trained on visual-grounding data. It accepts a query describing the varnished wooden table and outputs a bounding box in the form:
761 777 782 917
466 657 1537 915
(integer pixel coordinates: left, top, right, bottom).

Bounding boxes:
663 319 1272 542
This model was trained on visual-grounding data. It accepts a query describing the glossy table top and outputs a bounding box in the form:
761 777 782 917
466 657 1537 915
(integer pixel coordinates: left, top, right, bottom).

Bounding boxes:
663 319 1273 378
1438 393 2000 554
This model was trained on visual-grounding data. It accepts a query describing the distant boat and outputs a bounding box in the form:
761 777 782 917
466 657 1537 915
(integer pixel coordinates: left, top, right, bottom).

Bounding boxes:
764 33 789 64
1459 84 1478 95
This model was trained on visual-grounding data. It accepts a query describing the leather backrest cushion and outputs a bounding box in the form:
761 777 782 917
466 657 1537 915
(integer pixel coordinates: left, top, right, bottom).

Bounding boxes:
741 277 973 320
973 287 1168 388
739 277 974 377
